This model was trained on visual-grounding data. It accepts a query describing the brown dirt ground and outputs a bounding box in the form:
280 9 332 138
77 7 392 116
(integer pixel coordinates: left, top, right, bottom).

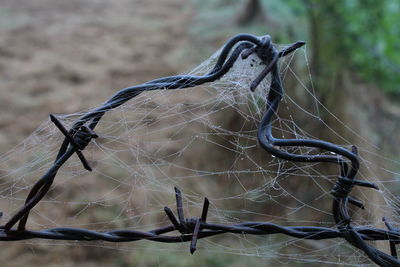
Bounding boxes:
0 0 192 152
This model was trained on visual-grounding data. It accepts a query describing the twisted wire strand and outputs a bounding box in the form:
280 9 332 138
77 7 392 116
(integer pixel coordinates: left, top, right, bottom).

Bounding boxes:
0 33 398 266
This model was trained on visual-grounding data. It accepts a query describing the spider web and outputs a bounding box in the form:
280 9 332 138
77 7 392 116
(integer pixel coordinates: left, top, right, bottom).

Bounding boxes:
0 41 399 266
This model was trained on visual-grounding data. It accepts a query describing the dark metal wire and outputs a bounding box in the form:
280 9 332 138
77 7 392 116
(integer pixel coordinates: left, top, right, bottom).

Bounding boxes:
0 33 398 266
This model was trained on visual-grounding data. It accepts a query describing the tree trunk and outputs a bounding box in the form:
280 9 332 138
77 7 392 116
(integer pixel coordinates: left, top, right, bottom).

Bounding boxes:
305 0 388 251
236 0 265 25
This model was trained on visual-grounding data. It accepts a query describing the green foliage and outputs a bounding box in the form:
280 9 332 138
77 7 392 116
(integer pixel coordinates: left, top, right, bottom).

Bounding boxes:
335 0 400 94
191 0 400 94
275 0 400 94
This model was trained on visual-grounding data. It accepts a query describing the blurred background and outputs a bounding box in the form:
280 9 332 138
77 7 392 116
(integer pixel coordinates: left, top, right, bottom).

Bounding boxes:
0 0 399 266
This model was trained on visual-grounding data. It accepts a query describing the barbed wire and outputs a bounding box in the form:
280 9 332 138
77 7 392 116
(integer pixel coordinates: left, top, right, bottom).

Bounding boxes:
0 33 398 266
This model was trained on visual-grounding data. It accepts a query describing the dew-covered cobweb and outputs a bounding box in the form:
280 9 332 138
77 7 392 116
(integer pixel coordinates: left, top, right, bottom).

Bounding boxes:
0 41 399 266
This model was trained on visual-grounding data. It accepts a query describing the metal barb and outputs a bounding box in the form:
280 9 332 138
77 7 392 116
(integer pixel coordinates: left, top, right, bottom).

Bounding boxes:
190 197 210 254
50 114 95 171
174 187 186 231
190 218 201 254
164 206 180 230
248 39 305 92
383 217 398 258
201 198 209 222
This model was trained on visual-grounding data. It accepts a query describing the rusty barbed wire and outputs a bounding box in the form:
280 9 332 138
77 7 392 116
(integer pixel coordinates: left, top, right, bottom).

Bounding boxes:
0 33 398 266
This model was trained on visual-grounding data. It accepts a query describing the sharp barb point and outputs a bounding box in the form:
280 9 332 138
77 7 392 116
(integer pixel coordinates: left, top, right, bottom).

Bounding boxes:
201 198 210 222
164 207 180 229
174 187 181 195
190 218 201 255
